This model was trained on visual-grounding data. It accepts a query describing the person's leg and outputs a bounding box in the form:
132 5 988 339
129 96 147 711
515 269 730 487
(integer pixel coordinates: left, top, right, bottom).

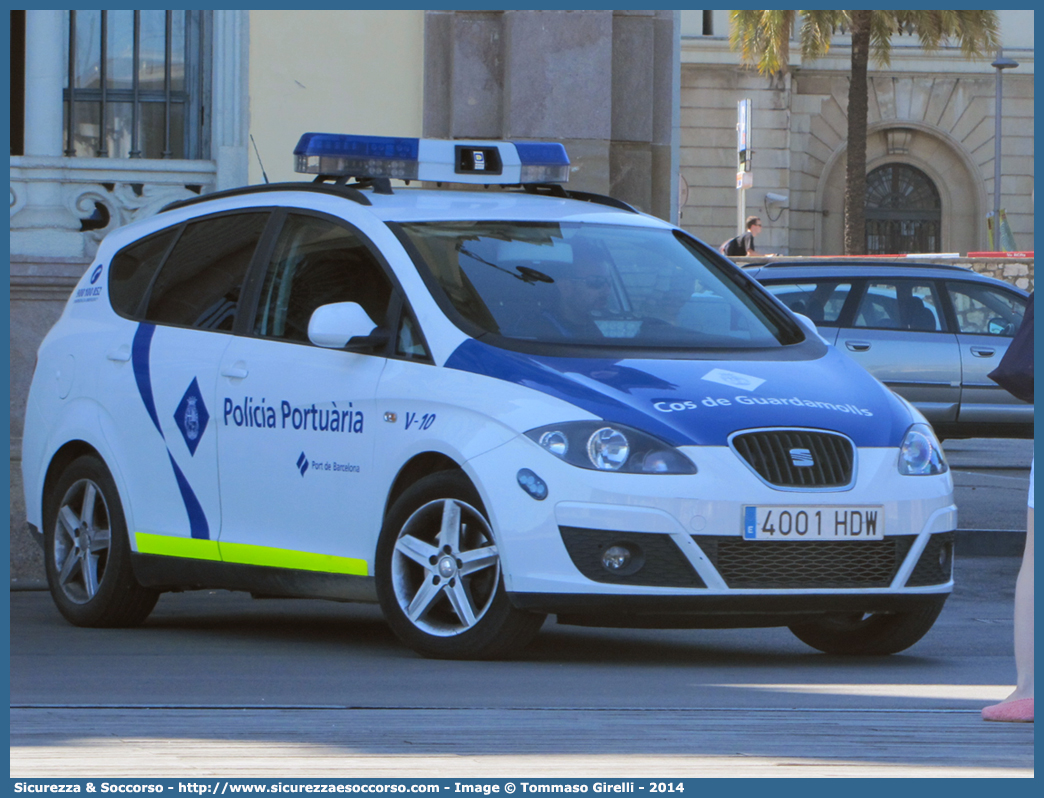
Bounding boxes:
982 462 1034 722
1010 512 1033 700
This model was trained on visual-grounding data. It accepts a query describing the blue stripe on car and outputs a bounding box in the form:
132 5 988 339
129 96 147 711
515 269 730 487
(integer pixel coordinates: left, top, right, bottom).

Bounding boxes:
444 338 909 447
132 324 162 437
131 322 212 540
167 453 210 540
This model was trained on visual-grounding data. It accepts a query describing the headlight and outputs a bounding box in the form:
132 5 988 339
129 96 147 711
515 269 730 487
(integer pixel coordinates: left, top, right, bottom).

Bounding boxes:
898 423 948 476
526 421 696 474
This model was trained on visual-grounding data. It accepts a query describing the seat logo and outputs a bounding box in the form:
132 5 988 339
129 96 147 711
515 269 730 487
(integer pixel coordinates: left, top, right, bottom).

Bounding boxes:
789 448 814 467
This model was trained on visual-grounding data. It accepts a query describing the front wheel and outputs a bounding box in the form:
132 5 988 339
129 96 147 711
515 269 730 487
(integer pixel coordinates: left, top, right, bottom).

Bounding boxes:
43 455 159 627
376 471 545 659
788 599 945 655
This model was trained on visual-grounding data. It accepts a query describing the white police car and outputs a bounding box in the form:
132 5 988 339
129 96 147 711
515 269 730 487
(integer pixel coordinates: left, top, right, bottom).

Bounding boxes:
22 134 956 659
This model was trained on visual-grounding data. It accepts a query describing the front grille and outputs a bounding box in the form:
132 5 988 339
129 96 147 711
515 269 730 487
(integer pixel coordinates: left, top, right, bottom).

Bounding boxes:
559 527 704 587
731 429 854 488
695 535 915 589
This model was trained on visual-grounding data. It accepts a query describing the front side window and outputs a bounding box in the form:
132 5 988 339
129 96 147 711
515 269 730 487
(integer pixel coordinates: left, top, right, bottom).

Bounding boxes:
398 222 800 351
144 212 267 330
63 10 209 159
946 282 1025 336
254 214 395 345
853 281 944 332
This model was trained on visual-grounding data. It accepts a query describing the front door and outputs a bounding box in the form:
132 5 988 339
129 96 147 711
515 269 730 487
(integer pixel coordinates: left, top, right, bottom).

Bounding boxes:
944 280 1030 424
215 211 399 578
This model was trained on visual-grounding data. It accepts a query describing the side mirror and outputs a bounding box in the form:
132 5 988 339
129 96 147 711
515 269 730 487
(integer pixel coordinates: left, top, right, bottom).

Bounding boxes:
308 302 388 351
987 318 1014 336
793 312 830 344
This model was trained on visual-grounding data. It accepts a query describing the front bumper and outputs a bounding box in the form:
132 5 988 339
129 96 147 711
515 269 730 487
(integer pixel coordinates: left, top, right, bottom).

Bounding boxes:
509 590 949 629
465 439 956 604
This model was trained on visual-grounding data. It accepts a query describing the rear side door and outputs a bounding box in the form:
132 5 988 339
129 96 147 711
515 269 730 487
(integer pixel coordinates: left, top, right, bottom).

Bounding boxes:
835 279 961 423
104 211 271 560
942 280 1030 424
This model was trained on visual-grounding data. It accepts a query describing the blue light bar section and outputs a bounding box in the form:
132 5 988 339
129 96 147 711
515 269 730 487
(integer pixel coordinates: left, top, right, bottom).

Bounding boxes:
294 133 420 161
514 142 569 166
293 133 570 185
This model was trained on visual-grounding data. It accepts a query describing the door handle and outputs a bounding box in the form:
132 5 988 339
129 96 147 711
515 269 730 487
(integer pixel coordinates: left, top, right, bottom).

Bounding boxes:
970 346 996 358
221 362 249 379
106 345 131 362
845 341 871 352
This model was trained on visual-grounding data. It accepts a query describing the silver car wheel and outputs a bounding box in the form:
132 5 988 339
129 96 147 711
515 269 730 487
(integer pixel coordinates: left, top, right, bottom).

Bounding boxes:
53 478 112 604
390 498 500 637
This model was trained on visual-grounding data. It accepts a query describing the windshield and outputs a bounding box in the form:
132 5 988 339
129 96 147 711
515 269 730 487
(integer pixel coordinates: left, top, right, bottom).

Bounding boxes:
398 221 801 350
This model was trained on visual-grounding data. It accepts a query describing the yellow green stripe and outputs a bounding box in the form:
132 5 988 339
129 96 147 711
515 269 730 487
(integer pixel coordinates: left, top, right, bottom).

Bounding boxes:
218 541 368 575
135 532 221 561
134 534 368 576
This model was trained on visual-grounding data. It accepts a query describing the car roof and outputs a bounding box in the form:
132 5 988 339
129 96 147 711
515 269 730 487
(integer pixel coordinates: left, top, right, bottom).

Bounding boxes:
744 260 1027 293
157 181 673 228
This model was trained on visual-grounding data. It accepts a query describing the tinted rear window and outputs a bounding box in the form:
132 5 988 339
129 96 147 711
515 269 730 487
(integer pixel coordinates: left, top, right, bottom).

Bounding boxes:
108 228 178 318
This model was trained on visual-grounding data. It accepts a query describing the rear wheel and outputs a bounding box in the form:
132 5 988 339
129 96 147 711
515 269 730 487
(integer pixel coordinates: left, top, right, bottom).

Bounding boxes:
376 471 545 659
43 455 159 627
788 599 945 655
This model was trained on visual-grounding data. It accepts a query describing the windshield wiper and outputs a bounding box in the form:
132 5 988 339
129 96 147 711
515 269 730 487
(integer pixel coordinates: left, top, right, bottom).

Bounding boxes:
459 247 555 285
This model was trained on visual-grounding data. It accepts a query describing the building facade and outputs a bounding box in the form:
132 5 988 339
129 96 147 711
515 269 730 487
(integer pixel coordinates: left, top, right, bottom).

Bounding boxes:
677 10 1034 256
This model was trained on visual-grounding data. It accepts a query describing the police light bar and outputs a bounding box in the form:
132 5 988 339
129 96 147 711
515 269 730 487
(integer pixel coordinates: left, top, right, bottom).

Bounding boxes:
293 133 570 185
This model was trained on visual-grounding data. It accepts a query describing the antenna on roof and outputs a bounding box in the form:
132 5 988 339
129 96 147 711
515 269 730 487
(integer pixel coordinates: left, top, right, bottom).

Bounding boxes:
250 134 270 185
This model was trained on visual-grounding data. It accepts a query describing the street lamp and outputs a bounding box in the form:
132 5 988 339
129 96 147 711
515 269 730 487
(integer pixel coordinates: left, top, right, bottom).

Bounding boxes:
991 50 1018 243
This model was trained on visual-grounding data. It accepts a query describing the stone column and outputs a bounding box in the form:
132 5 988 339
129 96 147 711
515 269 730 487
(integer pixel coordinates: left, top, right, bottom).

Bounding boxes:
212 10 251 190
10 10 85 257
423 9 678 221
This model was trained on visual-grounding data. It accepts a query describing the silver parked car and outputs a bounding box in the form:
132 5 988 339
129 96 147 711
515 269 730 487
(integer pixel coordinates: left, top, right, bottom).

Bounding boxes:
745 261 1032 440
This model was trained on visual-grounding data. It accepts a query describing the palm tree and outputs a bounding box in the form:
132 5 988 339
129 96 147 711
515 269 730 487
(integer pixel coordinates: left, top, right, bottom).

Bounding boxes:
731 10 1000 254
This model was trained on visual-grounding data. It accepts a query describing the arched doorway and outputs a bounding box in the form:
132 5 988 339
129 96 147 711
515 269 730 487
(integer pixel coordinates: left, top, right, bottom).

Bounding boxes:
865 163 941 254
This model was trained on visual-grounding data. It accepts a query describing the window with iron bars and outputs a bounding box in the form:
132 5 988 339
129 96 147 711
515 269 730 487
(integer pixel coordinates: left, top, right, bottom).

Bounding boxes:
63 10 211 160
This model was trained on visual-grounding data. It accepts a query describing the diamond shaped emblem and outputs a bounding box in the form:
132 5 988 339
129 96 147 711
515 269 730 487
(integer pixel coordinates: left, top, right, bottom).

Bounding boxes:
174 377 209 456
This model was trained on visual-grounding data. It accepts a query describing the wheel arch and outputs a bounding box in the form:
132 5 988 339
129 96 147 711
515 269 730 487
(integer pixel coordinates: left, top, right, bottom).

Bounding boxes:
382 451 467 522
42 440 106 523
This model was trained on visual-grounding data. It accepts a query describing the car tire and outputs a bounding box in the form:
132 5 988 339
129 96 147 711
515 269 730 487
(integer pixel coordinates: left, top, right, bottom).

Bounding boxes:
43 455 159 627
788 599 945 655
376 470 546 659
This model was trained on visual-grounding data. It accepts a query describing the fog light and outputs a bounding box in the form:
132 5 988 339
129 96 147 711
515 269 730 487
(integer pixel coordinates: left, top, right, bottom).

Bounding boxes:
938 541 953 575
516 468 548 501
602 545 631 571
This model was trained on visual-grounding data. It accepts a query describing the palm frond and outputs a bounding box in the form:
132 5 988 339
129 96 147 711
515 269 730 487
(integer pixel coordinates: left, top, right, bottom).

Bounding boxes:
895 10 1000 60
799 10 846 62
730 9 795 76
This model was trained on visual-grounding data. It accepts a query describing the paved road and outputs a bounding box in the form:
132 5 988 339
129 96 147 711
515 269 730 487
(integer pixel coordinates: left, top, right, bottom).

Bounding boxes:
10 438 1034 777
945 438 1032 550
10 554 1033 777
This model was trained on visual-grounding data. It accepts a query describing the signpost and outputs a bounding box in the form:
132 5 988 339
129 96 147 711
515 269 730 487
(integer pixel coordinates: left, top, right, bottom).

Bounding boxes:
737 99 752 234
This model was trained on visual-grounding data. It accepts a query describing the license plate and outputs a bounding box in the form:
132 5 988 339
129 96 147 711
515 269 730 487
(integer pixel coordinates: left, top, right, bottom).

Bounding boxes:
743 506 884 540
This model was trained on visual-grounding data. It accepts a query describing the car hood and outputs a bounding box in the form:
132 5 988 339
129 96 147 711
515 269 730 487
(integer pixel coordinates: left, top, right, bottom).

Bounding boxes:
444 339 912 447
